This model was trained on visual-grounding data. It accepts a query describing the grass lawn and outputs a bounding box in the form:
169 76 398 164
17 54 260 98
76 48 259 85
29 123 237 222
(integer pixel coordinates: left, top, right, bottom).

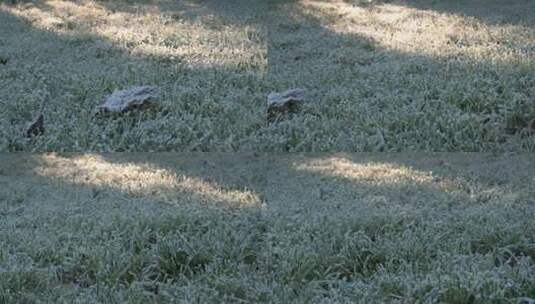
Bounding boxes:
1 0 535 151
1 1 535 302
1 153 535 302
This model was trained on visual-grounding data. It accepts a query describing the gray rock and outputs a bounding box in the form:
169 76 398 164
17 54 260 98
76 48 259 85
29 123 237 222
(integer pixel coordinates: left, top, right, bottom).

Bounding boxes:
267 89 306 121
96 85 159 114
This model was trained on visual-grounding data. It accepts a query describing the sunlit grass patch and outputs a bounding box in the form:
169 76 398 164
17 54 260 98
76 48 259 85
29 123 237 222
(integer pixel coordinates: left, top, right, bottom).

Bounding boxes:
34 153 264 208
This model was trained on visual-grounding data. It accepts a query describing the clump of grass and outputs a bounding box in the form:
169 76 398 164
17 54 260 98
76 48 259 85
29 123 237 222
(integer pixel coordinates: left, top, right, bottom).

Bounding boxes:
506 103 535 135
157 242 213 279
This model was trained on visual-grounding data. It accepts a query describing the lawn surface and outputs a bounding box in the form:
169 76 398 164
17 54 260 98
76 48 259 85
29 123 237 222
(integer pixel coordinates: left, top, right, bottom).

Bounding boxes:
1 0 535 151
2 1 535 302
1 153 535 302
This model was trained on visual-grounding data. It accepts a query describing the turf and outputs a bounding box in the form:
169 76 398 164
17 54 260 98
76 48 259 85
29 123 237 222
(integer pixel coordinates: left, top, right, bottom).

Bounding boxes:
1 153 535 303
1 1 535 301
1 0 535 151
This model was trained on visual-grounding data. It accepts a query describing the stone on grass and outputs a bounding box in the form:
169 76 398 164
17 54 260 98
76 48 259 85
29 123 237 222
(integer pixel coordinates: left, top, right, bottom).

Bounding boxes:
96 85 159 114
267 89 306 121
25 113 44 138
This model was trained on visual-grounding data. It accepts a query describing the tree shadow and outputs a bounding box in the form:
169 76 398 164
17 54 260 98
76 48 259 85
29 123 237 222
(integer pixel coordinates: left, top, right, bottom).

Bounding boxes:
84 152 535 218
0 153 268 213
3 152 531 214
266 0 535 151
338 0 535 28
0 2 267 151
395 0 535 28
2 153 535 301
1 0 535 151
2 152 533 237
26 0 268 26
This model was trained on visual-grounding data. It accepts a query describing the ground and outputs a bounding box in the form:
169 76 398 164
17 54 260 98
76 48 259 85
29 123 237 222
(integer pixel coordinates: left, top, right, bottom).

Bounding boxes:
1 154 535 302
1 0 535 151
1 1 535 303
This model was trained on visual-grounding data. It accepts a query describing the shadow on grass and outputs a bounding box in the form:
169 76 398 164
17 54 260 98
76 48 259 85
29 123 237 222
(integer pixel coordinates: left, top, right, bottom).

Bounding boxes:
338 0 535 28
2 153 534 270
396 0 535 28
21 152 532 214
2 153 525 211
266 0 535 151
0 2 267 151
1 0 535 151
2 153 535 302
21 0 268 26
